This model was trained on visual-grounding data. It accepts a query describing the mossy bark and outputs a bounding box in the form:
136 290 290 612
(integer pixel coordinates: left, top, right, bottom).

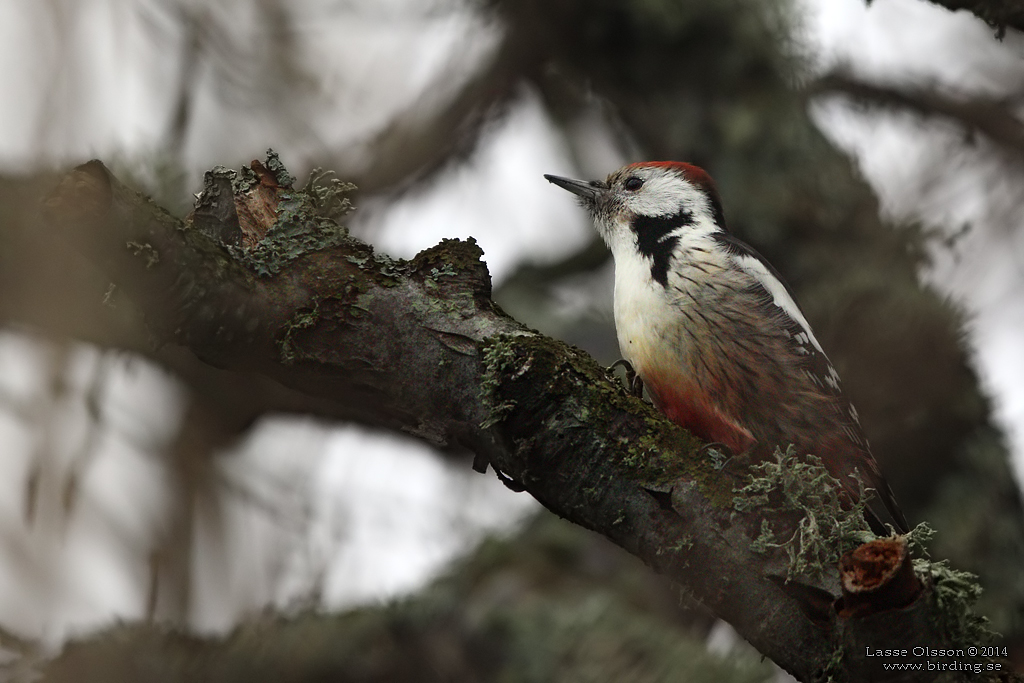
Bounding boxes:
0 156 1004 681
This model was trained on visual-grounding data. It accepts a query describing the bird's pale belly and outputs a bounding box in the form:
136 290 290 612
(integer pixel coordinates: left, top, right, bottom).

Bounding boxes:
615 293 755 454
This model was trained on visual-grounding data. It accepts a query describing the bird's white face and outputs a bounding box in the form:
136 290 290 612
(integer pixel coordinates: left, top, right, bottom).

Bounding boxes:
593 164 720 247
544 163 726 269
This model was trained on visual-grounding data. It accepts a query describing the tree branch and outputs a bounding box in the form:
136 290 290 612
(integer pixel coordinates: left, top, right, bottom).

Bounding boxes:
0 155 1003 681
810 70 1024 156
918 0 1024 37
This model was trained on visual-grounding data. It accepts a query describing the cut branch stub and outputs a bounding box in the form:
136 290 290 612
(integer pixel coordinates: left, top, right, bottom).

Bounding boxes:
839 536 922 619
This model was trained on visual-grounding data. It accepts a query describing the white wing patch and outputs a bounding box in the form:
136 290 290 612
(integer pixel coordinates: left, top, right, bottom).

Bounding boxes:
731 254 824 354
825 364 842 390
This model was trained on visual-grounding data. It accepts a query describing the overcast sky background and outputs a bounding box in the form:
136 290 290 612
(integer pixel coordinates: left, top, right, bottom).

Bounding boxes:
0 0 1022 649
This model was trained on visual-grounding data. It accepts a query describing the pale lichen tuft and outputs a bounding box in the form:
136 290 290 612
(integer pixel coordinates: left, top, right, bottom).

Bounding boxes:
733 446 873 580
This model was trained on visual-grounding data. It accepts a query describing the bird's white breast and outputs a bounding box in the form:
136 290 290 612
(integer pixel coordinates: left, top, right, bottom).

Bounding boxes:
609 230 726 381
612 247 670 374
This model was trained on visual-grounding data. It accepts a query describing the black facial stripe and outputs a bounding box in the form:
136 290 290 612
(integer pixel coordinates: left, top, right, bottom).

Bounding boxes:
631 208 694 287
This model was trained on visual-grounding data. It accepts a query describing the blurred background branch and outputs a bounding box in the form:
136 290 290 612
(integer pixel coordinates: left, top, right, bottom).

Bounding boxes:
919 0 1024 36
810 69 1024 155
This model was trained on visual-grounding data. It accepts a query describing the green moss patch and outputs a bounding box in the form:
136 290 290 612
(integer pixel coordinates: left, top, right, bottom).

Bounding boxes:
478 333 732 509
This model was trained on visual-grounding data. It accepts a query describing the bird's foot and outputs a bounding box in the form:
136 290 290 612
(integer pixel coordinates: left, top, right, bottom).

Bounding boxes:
609 359 645 398
698 442 735 471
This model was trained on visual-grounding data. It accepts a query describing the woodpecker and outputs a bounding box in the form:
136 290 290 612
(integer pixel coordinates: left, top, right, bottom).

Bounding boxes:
544 161 908 534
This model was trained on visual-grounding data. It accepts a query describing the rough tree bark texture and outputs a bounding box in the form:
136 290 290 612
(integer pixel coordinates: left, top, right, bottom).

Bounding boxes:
0 155 1002 682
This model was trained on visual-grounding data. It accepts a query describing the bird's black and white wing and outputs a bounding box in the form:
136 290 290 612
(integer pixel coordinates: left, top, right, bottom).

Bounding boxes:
711 232 908 533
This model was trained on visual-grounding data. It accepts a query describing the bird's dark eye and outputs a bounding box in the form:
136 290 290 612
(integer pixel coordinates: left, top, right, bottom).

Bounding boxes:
624 176 643 191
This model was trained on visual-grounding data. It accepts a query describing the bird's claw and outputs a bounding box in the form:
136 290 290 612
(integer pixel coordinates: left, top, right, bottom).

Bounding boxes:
609 359 645 398
698 442 734 470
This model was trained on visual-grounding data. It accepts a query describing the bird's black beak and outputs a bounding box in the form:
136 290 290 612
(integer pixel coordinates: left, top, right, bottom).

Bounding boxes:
544 174 603 201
